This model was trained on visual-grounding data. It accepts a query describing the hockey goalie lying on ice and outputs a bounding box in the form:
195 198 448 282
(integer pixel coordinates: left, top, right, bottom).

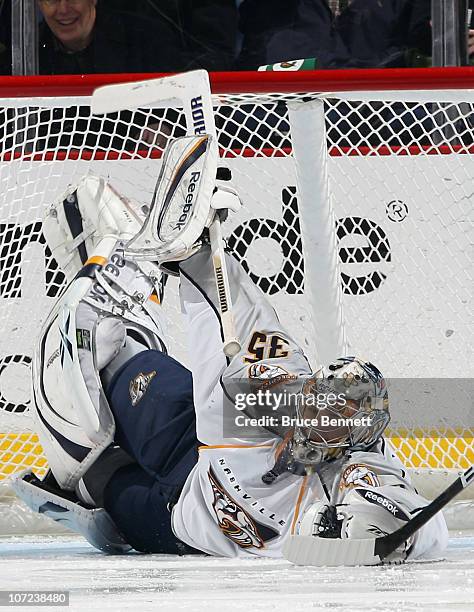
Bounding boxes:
13 134 448 565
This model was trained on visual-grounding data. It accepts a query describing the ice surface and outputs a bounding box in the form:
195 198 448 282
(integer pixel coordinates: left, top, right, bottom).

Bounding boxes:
0 533 472 612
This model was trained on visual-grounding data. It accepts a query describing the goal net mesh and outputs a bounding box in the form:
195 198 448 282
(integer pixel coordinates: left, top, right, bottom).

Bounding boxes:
0 74 472 520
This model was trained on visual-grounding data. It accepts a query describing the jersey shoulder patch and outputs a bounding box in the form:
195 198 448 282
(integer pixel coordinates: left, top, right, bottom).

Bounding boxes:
248 363 297 389
339 463 380 490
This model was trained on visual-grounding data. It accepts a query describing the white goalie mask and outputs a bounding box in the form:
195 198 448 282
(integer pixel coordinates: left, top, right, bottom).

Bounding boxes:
291 356 390 466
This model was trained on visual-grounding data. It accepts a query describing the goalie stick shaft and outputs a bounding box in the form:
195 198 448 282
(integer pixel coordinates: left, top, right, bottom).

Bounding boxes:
375 465 474 559
208 216 241 358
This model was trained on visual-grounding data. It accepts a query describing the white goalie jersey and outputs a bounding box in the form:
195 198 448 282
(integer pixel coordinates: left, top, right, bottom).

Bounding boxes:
170 249 448 561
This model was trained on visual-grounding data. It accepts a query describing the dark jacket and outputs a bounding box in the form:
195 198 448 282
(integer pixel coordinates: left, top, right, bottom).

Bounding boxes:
236 0 355 70
336 0 414 67
38 7 183 75
236 0 430 70
100 0 238 71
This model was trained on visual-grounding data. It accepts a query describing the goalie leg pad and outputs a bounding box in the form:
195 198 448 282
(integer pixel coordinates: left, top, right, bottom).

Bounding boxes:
32 255 165 490
35 174 171 490
34 219 169 490
12 471 133 554
31 296 122 491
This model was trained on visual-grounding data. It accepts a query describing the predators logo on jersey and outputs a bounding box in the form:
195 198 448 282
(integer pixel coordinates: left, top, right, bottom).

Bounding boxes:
248 363 296 389
129 370 156 406
208 466 278 549
339 463 380 490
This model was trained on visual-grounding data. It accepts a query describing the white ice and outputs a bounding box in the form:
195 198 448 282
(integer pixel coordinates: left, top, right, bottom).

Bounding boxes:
0 533 472 612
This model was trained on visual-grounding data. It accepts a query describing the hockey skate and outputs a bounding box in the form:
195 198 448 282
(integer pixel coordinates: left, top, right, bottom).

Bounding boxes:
12 470 132 554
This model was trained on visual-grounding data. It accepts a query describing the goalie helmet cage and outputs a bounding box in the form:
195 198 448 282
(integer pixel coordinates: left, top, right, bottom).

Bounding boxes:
0 67 472 533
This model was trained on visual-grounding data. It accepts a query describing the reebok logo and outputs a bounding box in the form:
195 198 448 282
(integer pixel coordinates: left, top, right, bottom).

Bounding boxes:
356 489 410 521
174 171 201 230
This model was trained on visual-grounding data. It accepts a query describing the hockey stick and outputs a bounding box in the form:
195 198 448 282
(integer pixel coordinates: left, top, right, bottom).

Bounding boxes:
91 70 216 140
283 465 474 567
92 71 241 359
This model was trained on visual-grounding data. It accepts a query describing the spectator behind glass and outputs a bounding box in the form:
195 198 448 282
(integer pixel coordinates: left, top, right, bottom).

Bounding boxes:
37 0 184 74
236 0 472 70
338 0 474 68
34 0 188 157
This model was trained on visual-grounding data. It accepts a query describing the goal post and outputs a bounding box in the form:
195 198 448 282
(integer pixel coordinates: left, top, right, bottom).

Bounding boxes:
0 68 472 531
288 98 347 365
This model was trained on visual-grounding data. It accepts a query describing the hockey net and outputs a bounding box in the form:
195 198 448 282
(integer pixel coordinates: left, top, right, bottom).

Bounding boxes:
0 69 472 533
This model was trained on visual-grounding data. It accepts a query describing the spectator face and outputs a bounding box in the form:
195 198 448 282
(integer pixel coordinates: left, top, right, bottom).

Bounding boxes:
38 0 97 52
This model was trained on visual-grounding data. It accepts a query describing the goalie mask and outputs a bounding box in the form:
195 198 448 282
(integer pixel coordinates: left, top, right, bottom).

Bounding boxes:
291 356 390 468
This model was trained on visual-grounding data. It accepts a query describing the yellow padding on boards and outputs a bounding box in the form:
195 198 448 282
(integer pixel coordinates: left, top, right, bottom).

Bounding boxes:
0 430 472 481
